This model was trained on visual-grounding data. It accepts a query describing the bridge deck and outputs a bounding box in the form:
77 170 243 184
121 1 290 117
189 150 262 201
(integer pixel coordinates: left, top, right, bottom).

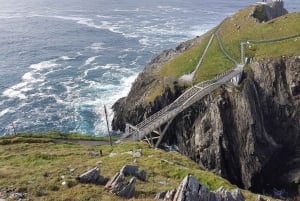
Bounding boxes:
122 65 243 141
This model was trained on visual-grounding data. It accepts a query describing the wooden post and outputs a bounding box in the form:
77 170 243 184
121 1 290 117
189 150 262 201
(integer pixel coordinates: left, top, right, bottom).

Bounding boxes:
11 122 16 135
104 105 112 146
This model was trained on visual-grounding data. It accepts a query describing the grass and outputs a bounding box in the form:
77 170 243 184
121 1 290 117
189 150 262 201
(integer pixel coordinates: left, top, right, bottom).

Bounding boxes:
0 130 118 142
160 33 212 78
193 37 235 82
145 6 300 103
218 8 300 60
0 135 276 201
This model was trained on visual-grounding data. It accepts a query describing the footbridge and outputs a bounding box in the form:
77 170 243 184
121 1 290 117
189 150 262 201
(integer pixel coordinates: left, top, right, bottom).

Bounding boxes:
122 65 243 146
120 20 244 146
119 23 300 147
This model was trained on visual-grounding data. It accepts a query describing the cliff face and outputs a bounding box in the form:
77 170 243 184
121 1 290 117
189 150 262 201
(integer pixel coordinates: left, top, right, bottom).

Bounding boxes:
112 56 300 194
111 3 300 197
112 36 203 132
163 56 300 192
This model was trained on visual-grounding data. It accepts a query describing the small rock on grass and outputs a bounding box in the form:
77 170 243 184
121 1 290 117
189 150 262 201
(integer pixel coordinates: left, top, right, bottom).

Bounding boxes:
105 172 136 198
77 167 106 185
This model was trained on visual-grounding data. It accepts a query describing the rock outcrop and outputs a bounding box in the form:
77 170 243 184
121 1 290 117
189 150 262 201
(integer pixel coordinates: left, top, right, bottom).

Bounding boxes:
251 1 288 22
76 167 106 185
156 175 244 201
112 35 207 132
105 172 136 198
120 165 147 181
161 57 299 194
111 2 299 198
113 52 299 196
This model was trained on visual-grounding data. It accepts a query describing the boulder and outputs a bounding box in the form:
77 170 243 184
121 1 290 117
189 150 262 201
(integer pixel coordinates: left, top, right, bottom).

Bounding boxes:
77 167 106 185
155 191 167 200
173 175 200 201
156 175 245 201
105 172 136 198
9 192 26 200
120 165 147 181
230 189 244 201
255 195 269 201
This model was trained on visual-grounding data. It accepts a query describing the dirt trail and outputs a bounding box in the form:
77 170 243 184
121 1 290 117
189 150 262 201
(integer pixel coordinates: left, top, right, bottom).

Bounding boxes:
52 139 112 146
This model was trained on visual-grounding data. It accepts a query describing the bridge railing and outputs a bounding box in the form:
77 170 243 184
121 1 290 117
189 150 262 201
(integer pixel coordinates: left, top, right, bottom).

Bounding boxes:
135 78 218 130
124 66 243 140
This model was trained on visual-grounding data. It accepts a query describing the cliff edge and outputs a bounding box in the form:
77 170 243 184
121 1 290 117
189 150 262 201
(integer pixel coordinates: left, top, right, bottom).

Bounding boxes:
112 2 300 199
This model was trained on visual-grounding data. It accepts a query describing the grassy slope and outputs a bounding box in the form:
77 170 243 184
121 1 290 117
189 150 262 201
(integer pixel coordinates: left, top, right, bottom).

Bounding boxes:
146 6 300 102
0 135 273 201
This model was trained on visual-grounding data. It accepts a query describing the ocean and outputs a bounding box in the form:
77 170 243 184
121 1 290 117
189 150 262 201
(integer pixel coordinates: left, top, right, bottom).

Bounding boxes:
0 0 299 136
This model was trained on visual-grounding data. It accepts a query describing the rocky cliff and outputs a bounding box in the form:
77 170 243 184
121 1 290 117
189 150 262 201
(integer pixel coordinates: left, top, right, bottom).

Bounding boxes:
161 57 300 194
112 3 300 199
113 55 300 195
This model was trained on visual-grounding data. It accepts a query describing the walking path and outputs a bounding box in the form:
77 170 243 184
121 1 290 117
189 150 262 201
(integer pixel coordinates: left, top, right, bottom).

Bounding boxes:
120 25 300 145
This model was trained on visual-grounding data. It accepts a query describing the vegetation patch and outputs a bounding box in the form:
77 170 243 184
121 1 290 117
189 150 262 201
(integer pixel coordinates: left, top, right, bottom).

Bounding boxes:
0 135 272 201
145 7 300 102
0 130 118 143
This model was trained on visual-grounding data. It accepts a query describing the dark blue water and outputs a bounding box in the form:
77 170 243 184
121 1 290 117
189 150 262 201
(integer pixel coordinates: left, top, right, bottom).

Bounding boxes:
0 0 299 136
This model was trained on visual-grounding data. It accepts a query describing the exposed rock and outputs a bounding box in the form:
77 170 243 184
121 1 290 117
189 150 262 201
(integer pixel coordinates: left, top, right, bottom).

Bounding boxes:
255 195 269 201
123 150 142 158
132 151 142 158
109 152 118 157
76 167 106 185
155 191 167 200
113 55 300 195
111 33 207 132
88 151 101 157
215 187 244 201
156 175 244 201
231 189 244 201
9 192 26 200
105 172 136 198
251 1 288 22
96 160 103 165
173 175 200 201
120 165 147 181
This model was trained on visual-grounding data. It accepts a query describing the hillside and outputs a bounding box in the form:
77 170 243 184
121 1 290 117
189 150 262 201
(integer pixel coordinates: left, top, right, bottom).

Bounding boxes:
114 4 300 106
112 2 300 200
0 133 274 201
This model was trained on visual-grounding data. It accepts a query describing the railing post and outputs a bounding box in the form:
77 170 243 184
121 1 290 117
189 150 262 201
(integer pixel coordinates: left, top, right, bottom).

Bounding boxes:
240 41 245 64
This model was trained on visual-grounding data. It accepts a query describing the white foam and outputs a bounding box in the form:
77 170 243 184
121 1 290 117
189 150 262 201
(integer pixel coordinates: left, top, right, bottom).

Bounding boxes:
2 58 61 100
84 56 99 66
30 60 59 70
96 15 112 19
0 108 11 118
60 56 73 60
120 74 137 91
114 8 140 12
96 64 120 70
188 25 211 37
88 43 105 52
118 54 128 59
99 21 121 34
83 65 102 77
139 37 151 46
47 15 127 36
3 88 26 99
22 72 35 81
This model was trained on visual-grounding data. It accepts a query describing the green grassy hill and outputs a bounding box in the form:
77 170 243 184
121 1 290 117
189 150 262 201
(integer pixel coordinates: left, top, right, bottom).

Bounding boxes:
0 133 274 201
146 6 300 102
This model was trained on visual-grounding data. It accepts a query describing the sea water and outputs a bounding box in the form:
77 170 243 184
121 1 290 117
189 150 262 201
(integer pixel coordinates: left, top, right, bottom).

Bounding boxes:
0 0 299 136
